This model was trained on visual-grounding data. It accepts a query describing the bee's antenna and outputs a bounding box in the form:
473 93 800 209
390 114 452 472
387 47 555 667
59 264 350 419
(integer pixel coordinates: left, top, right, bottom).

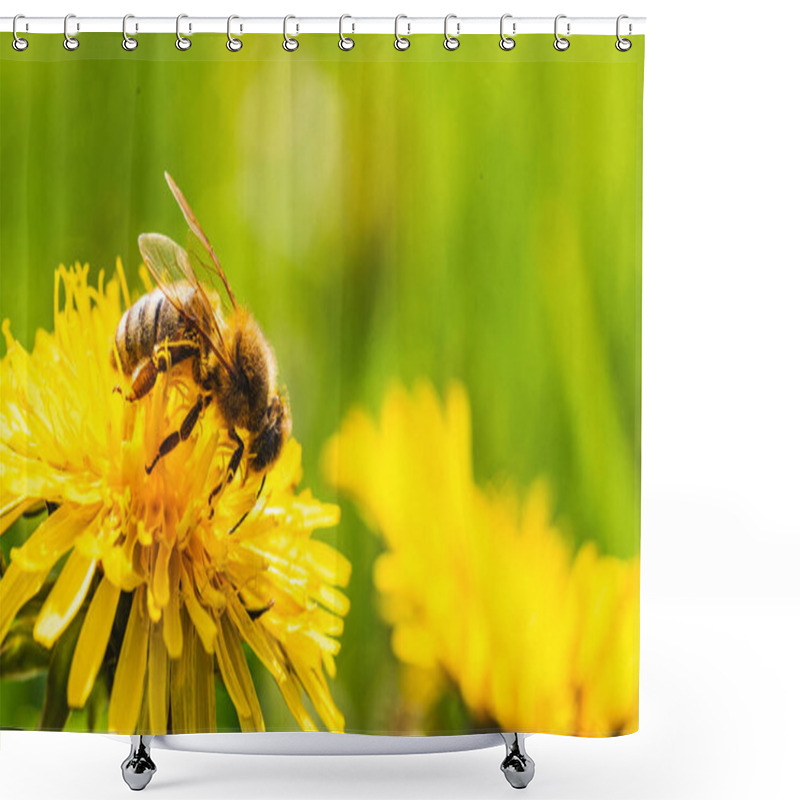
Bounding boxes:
228 474 267 535
255 473 266 503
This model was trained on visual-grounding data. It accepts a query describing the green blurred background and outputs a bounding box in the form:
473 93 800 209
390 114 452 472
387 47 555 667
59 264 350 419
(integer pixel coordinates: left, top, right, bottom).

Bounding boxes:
0 34 643 733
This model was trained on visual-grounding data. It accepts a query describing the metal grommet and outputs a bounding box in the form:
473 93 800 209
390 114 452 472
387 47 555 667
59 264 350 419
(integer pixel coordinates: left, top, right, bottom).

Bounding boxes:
122 14 138 51
616 14 632 52
12 14 28 51
63 13 79 51
283 15 299 52
338 14 355 51
499 14 515 51
394 14 410 51
443 13 460 51
227 15 243 51
176 14 191 51
553 14 570 51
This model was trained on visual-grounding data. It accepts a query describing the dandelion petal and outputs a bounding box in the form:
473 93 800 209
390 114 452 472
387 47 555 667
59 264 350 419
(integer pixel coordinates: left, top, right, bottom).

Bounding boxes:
214 615 265 732
147 623 169 734
34 551 97 649
0 561 48 644
109 588 150 733
67 577 120 708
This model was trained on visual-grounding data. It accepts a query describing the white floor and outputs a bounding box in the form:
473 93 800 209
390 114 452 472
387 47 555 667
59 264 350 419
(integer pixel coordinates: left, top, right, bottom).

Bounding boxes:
2 595 797 800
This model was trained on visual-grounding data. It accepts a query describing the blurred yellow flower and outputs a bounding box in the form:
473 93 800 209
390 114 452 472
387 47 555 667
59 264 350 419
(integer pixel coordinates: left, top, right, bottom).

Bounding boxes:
0 263 350 734
323 381 638 736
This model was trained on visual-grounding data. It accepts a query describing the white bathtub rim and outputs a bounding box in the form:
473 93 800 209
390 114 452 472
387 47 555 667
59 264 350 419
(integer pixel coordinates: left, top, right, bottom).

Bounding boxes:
107 731 523 756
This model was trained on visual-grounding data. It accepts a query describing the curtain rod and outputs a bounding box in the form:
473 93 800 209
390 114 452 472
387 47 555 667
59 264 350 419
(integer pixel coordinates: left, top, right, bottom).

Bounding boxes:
1 16 646 37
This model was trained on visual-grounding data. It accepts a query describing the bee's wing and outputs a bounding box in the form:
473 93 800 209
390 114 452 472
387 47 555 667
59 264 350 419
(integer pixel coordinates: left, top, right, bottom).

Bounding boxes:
164 172 238 315
138 232 234 372
185 230 236 320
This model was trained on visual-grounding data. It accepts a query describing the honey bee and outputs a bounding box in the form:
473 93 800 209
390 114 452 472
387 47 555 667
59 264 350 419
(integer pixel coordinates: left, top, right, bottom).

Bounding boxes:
112 172 291 506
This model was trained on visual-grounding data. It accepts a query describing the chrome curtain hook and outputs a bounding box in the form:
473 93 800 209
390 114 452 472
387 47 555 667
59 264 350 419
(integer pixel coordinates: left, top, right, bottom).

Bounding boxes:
499 14 516 51
339 14 355 51
12 14 28 51
283 15 299 51
394 14 410 51
122 14 138 51
176 14 191 51
443 14 460 51
227 15 243 51
64 13 79 51
553 14 570 51
616 14 632 51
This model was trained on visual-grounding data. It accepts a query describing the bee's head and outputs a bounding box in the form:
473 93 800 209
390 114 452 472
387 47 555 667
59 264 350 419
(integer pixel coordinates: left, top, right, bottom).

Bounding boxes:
250 394 292 472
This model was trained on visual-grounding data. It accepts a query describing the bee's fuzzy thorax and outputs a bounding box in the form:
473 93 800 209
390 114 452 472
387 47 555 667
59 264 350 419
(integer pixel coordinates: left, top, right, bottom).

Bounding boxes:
222 307 280 434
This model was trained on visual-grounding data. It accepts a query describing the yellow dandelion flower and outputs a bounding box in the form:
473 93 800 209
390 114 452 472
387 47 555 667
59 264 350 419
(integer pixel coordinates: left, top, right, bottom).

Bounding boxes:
0 263 350 734
323 381 638 737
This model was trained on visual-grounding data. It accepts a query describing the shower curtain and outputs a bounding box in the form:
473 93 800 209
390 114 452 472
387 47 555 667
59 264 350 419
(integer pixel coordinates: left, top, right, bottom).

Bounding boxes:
0 31 643 739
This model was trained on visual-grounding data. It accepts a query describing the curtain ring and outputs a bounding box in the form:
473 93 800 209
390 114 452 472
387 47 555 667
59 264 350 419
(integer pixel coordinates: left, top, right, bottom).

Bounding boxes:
616 14 632 51
122 14 138 51
443 14 460 51
227 15 243 51
499 14 515 51
338 14 355 51
283 15 299 51
12 14 28 51
64 13 79 51
394 15 410 51
553 14 570 51
176 14 191 51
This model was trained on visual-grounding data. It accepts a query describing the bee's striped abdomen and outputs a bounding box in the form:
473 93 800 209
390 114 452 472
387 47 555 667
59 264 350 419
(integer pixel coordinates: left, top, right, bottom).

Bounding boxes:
112 288 187 375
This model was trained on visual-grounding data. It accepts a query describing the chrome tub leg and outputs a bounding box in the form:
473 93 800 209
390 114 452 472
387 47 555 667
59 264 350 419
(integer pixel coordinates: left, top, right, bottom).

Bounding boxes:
121 735 156 791
500 733 535 789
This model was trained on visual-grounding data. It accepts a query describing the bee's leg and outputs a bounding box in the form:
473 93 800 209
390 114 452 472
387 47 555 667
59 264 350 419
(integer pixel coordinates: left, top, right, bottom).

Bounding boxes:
146 393 212 474
125 340 200 402
127 359 159 402
208 429 245 510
